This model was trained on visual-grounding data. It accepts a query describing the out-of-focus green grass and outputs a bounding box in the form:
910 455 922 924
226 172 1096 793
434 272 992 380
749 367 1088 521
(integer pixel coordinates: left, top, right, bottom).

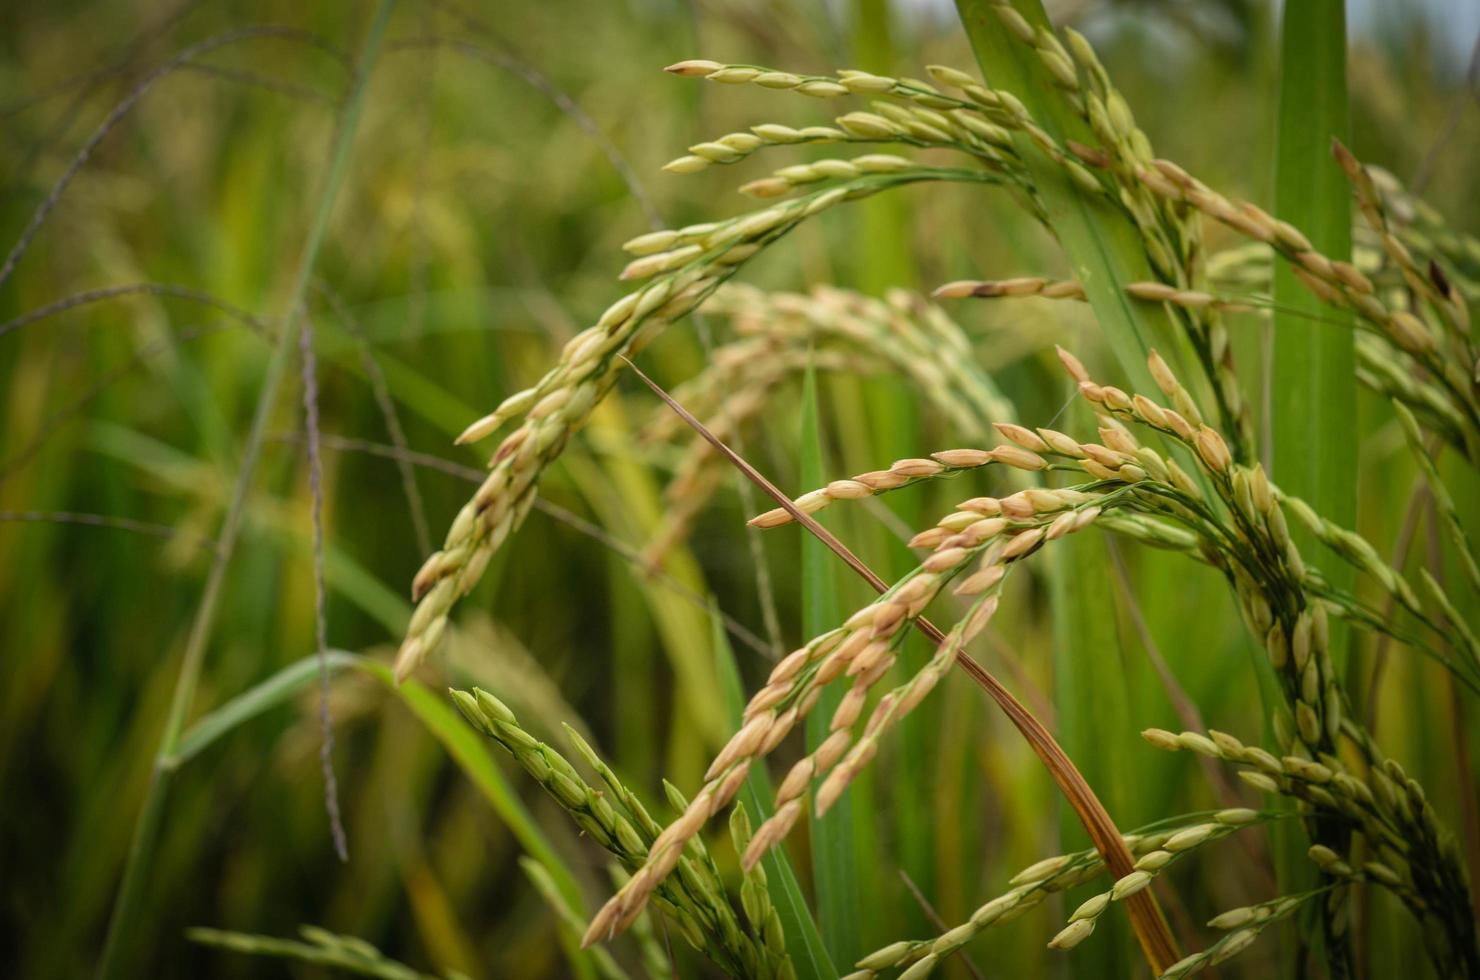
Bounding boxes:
1 1 1476 976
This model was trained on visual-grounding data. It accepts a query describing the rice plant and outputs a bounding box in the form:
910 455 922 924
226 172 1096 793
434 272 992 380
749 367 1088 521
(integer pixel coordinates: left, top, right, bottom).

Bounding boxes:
4 0 1479 977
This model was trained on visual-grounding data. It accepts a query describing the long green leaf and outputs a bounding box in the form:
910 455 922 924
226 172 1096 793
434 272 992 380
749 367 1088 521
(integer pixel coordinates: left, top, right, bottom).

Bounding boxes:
359 662 581 903
166 650 598 979
1049 529 1135 976
167 652 358 769
800 358 864 968
174 653 562 873
713 609 838 980
1269 0 1355 966
1271 0 1356 666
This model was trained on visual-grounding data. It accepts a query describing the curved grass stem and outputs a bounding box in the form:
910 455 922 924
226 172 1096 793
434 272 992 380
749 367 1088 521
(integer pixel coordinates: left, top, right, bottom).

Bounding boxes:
94 4 395 975
620 353 1183 973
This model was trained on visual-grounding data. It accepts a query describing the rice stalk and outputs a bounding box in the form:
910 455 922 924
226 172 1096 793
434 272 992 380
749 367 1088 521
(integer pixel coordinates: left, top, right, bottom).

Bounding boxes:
713 612 838 980
277 8 1480 976
581 357 1177 967
452 688 783 978
397 167 999 682
842 810 1271 979
740 337 1480 973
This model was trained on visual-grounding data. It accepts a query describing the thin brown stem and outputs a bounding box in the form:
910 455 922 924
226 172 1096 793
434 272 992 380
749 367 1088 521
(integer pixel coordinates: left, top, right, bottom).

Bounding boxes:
898 869 986 980
0 509 216 551
620 354 1182 973
313 281 432 556
297 314 348 861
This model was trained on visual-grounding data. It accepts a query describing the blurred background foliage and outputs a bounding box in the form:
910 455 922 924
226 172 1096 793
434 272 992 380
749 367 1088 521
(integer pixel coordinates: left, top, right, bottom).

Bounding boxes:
1 0 1477 976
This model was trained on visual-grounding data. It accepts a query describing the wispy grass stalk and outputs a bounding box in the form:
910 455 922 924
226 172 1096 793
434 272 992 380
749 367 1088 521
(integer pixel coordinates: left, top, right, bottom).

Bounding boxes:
95 5 394 975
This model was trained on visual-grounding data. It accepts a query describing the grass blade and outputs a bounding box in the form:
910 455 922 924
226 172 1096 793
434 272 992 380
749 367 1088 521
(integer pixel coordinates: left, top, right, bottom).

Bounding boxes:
1270 1 1355 968
849 0 926 934
800 358 865 967
167 652 357 769
159 648 600 979
1049 502 1136 973
1271 0 1356 662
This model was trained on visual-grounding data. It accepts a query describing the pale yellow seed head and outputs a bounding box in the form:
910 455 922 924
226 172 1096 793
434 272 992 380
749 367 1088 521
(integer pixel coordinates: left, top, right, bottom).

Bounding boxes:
837 112 899 140
1109 870 1152 900
1010 853 1073 885
932 279 986 299
993 422 1050 453
1048 918 1096 950
740 177 792 199
931 448 992 468
926 64 979 89
1036 427 1084 457
960 496 1002 515
1126 281 1178 301
907 526 950 549
1001 527 1045 559
1194 426 1232 472
1239 770 1280 793
1071 893 1111 922
837 71 897 94
1177 731 1221 757
994 4 1036 43
990 445 1047 471
1165 823 1218 852
893 457 946 477
622 229 681 255
665 59 725 77
748 507 793 529
1208 906 1258 930
662 155 710 175
798 80 849 97
856 469 912 490
1055 344 1091 383
997 492 1034 520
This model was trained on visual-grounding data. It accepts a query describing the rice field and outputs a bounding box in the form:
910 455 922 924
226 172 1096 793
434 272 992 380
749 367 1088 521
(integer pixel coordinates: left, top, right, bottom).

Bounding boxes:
3 1 1479 977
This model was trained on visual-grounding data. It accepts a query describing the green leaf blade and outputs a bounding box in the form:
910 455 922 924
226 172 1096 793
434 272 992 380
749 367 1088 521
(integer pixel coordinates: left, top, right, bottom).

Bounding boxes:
1269 0 1356 965
1271 0 1357 663
800 358 864 969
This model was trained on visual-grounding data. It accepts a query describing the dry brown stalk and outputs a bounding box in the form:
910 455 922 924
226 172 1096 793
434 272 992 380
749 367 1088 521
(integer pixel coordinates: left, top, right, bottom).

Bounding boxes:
602 354 1182 973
